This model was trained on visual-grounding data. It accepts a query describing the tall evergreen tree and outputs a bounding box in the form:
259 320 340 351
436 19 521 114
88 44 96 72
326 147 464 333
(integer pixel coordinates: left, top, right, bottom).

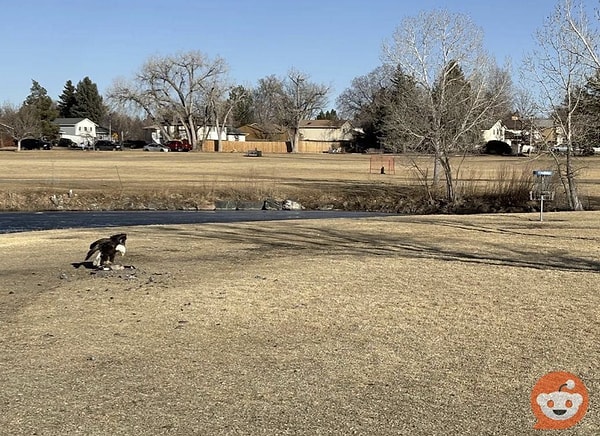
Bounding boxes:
573 69 600 147
229 85 255 127
57 80 77 118
382 66 428 153
72 76 107 123
433 60 474 147
23 80 59 139
316 109 339 120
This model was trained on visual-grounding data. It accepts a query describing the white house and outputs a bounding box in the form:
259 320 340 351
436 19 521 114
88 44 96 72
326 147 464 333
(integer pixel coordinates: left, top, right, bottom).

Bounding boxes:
482 120 505 143
55 118 99 145
145 124 245 144
482 115 564 153
226 128 247 142
482 116 536 154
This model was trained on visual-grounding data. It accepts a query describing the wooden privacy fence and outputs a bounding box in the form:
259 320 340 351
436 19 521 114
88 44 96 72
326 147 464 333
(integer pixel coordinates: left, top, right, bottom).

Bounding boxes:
202 140 288 153
201 140 341 154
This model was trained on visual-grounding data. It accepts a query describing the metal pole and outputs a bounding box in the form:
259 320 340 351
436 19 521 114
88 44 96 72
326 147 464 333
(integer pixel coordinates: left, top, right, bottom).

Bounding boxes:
540 195 544 222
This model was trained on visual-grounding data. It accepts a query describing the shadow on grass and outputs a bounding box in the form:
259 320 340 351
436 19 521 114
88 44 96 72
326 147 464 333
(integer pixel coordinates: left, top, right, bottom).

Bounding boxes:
71 261 96 269
166 220 600 274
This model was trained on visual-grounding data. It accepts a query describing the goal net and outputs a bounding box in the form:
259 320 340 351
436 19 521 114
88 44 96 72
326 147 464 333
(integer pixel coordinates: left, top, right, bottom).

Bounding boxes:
369 155 396 175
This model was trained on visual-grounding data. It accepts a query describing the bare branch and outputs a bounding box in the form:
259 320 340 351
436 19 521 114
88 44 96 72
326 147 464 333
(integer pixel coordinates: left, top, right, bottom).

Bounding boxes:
107 51 230 149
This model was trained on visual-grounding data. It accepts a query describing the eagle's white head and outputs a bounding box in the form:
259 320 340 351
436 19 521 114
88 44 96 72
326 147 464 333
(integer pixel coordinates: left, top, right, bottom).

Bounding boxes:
116 244 127 256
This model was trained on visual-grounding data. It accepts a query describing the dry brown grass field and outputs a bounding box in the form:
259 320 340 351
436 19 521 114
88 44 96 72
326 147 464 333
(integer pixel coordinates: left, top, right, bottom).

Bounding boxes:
1 150 600 435
2 148 600 211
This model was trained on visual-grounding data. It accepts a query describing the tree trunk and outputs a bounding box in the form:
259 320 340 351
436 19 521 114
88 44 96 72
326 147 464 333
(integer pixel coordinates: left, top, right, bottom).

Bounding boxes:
565 153 583 210
292 128 299 153
431 142 441 189
187 116 199 151
439 154 455 202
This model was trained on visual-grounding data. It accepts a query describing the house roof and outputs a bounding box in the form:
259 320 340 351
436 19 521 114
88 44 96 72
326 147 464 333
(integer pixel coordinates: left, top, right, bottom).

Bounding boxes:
533 118 554 128
501 116 525 131
299 119 348 129
238 123 287 134
227 128 247 136
54 117 97 126
237 123 288 141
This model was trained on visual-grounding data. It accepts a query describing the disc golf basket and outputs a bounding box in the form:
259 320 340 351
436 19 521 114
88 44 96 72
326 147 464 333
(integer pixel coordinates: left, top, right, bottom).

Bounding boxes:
529 170 555 221
369 155 395 175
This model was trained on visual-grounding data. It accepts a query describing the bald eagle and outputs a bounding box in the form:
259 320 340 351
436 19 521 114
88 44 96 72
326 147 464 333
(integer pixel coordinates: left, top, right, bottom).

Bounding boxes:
85 233 127 267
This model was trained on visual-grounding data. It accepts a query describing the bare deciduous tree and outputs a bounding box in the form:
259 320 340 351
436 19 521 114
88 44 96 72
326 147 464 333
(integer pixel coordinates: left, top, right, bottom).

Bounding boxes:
564 0 600 69
108 51 229 150
254 69 329 152
287 69 329 152
382 9 511 202
336 65 393 123
335 66 394 151
0 103 41 151
208 84 248 152
522 0 597 210
253 75 285 127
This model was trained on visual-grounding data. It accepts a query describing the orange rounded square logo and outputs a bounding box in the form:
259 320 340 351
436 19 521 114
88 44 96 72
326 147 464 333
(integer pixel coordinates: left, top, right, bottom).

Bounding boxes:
531 371 589 430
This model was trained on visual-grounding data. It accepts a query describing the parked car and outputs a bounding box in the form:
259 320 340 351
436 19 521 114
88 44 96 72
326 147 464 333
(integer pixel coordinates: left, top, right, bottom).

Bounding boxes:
482 140 512 155
93 140 122 151
70 142 93 150
165 139 192 152
576 145 600 156
518 144 536 154
20 138 52 150
122 139 147 149
143 143 170 152
56 138 76 148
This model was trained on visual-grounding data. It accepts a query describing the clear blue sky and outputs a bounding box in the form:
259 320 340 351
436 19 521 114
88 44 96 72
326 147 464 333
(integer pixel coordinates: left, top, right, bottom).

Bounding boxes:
1 0 562 109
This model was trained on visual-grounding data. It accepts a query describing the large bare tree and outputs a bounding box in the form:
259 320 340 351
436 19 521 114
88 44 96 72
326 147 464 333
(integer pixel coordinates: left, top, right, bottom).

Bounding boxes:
108 51 229 150
336 65 393 123
208 84 248 152
382 10 511 202
0 103 42 151
285 69 329 152
522 0 597 211
254 70 329 152
564 0 600 68
335 66 394 151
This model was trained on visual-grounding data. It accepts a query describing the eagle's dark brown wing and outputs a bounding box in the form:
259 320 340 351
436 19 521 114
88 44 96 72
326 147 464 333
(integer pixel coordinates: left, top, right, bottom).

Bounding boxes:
85 234 127 265
85 237 110 261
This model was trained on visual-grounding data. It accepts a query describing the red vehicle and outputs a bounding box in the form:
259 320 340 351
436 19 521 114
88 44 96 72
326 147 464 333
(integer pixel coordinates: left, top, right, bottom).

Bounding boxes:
165 139 192 152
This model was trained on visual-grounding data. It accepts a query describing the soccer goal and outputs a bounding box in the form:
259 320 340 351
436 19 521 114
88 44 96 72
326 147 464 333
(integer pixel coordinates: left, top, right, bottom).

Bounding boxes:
369 155 396 175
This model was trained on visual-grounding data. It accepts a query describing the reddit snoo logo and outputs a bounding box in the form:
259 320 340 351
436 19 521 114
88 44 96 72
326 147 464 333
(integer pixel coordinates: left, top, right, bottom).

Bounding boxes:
531 371 588 430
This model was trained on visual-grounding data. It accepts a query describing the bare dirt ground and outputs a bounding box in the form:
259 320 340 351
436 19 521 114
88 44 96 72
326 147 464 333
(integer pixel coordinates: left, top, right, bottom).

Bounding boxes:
1 211 599 435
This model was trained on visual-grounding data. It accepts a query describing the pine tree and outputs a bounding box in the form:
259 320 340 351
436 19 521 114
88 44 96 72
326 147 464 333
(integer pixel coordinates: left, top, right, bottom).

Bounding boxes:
72 77 107 123
573 71 600 147
316 109 339 120
23 80 59 139
382 67 428 152
57 80 77 118
229 85 255 127
433 60 474 146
